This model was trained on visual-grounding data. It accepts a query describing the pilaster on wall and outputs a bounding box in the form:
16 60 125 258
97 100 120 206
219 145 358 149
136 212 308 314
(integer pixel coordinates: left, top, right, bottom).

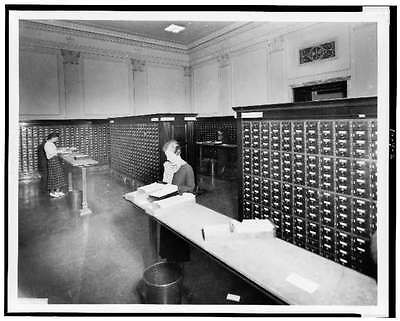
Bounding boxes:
131 58 148 115
217 53 233 116
266 36 290 104
184 66 193 113
348 23 377 98
61 49 84 117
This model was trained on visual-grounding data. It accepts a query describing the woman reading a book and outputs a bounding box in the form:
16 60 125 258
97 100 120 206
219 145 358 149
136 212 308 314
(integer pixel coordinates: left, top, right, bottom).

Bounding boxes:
159 139 195 263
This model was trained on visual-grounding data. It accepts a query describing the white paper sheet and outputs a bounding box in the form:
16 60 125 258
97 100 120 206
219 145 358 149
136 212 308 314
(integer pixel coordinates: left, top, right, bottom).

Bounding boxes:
123 191 151 209
138 182 164 194
152 193 195 210
149 184 178 198
285 273 319 294
226 293 241 302
201 223 232 241
230 219 275 235
138 182 178 197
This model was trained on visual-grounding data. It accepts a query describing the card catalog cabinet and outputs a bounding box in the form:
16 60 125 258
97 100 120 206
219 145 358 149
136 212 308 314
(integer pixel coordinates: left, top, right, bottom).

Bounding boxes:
109 114 196 185
195 116 237 144
233 97 378 276
19 120 110 180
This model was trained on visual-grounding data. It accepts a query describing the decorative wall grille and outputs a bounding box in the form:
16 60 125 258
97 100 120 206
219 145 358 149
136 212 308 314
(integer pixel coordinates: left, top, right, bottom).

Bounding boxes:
299 41 336 64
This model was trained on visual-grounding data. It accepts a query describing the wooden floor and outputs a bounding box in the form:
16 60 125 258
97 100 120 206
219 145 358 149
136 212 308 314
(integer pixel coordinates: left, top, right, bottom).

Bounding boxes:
17 169 274 304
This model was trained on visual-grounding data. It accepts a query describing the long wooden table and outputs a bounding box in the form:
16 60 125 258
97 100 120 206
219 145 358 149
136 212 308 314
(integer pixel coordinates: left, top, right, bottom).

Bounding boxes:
126 193 377 306
60 154 98 216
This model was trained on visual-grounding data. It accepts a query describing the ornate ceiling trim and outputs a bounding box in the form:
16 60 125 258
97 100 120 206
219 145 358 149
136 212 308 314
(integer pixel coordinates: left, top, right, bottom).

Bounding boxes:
45 20 189 50
187 22 263 54
20 36 189 67
21 20 253 55
21 20 188 54
187 22 253 49
189 22 318 67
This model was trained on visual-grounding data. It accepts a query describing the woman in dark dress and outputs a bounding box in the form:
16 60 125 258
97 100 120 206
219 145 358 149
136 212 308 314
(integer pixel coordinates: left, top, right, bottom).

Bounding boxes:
159 140 195 263
37 140 48 192
44 132 66 198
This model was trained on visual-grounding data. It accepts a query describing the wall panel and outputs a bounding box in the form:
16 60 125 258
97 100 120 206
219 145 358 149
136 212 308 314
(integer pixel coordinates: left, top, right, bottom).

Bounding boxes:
83 57 132 117
193 62 219 116
147 65 186 113
19 49 63 116
349 24 377 97
232 48 268 107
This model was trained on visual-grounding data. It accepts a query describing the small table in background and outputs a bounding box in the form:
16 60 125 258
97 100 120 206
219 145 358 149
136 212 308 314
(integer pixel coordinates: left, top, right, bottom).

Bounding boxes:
196 141 237 176
60 153 98 216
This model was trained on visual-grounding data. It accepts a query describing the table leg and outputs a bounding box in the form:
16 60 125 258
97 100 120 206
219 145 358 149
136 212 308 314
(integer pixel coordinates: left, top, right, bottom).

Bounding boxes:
80 167 92 216
148 217 159 263
68 171 73 192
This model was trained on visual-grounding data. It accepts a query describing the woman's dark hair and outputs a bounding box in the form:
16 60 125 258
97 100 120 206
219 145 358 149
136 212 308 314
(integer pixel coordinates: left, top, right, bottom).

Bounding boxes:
162 140 181 155
47 132 60 141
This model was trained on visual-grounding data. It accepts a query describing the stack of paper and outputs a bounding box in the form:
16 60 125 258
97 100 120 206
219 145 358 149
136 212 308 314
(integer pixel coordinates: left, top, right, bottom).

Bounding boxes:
73 153 90 160
123 190 148 205
201 223 232 242
201 219 275 242
230 219 275 238
57 146 77 154
138 182 178 198
151 193 195 213
138 182 163 194
150 184 178 198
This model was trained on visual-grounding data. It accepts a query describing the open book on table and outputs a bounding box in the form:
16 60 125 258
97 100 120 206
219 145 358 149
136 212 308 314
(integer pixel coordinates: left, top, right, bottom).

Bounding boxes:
138 182 178 199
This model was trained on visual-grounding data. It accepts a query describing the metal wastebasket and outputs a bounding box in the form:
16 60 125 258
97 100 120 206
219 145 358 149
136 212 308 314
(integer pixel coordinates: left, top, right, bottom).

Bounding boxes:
142 262 183 304
69 190 82 211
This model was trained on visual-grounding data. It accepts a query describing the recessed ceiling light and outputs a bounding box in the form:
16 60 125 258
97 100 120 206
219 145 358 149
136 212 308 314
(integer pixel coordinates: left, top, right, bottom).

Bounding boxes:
164 24 185 34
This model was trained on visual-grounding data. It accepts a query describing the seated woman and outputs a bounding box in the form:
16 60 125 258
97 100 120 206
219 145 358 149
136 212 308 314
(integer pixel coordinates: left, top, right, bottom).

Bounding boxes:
159 140 195 264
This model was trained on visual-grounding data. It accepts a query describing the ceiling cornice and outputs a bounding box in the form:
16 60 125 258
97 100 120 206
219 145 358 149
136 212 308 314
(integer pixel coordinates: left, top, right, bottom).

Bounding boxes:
20 36 189 67
188 22 317 67
20 20 321 69
186 21 253 49
21 20 252 54
21 20 188 54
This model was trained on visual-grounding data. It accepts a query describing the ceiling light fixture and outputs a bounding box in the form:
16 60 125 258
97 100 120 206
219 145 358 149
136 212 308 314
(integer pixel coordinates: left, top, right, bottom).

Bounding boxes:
164 24 185 34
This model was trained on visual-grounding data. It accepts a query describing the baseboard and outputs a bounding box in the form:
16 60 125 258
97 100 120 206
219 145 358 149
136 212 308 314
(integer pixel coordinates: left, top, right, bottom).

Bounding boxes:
109 169 146 190
19 163 110 182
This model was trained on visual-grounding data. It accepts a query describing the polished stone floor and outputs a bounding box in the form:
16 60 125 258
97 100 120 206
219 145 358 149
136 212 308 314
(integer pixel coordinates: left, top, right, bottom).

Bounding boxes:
17 169 274 304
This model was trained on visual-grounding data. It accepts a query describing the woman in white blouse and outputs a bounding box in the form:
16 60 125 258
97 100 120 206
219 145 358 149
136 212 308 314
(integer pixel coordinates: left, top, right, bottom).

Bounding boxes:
44 133 65 198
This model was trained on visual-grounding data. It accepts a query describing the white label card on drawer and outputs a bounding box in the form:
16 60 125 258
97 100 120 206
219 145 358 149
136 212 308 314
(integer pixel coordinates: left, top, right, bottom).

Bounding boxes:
242 112 263 119
285 273 319 294
226 293 241 302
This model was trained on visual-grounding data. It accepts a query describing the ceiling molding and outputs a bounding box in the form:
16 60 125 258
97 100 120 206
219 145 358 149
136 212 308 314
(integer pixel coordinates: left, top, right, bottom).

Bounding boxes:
41 20 189 49
20 20 322 70
21 20 188 54
187 21 266 54
189 22 316 67
22 20 252 54
187 22 253 49
20 36 189 67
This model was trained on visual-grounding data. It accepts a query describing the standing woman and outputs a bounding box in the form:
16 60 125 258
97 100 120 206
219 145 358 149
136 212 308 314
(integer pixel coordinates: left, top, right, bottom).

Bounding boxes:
37 139 48 192
44 133 66 198
159 140 195 263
